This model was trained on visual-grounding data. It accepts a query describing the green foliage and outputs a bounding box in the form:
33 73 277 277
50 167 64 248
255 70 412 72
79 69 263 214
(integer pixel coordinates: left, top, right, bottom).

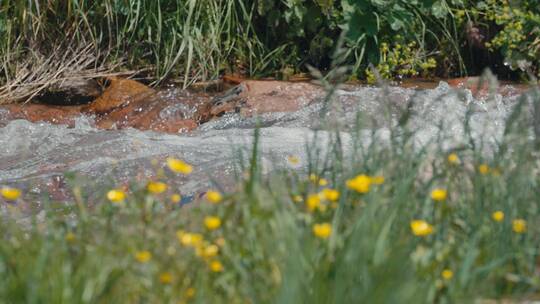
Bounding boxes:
0 0 539 86
472 0 540 77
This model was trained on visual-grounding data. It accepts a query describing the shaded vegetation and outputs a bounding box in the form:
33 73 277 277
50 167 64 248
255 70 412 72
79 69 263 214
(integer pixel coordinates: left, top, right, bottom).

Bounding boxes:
0 0 539 86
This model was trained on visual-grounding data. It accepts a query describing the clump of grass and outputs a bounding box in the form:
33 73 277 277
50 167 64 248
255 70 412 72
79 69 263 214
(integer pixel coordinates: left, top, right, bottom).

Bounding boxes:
0 0 273 90
1 0 538 98
1 81 540 302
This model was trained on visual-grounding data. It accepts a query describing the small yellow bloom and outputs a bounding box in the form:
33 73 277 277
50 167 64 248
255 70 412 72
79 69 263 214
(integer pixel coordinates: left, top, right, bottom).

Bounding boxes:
287 155 300 165
306 194 321 212
410 220 434 237
312 223 332 239
204 216 222 230
322 188 340 201
431 188 447 201
147 181 167 194
209 260 224 272
206 190 222 204
309 174 319 183
170 193 182 204
447 153 459 165
203 244 219 258
292 195 303 203
159 272 173 284
478 164 490 175
1 187 21 201
166 157 193 174
135 251 152 263
65 232 76 243
512 219 527 234
492 211 504 222
107 189 126 203
318 178 328 186
441 269 453 280
346 175 371 193
186 287 196 299
177 231 203 246
371 175 385 185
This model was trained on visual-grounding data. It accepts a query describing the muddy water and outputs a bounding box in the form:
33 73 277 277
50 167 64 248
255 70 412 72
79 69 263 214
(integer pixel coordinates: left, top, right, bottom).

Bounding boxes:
0 80 530 208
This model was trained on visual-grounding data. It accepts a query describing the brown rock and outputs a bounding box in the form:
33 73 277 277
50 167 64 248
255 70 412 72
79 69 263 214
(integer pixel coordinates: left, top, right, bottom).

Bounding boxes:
447 77 528 98
1 103 83 127
83 77 155 114
207 80 324 117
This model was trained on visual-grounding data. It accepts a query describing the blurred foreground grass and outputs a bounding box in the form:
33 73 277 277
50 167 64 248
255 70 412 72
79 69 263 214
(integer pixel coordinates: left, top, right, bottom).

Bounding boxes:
1 87 540 303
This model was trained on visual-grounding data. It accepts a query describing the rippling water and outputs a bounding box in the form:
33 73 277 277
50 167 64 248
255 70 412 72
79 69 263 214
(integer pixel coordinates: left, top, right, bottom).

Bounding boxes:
0 82 527 207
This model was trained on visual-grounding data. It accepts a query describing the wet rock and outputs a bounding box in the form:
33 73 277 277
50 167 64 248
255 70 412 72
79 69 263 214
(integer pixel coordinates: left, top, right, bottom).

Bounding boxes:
93 87 210 133
447 77 528 98
0 78 327 134
1 104 83 127
83 77 155 114
207 80 324 117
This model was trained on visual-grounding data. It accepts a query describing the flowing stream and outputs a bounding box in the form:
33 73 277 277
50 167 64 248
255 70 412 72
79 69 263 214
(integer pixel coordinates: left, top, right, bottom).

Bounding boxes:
0 81 528 209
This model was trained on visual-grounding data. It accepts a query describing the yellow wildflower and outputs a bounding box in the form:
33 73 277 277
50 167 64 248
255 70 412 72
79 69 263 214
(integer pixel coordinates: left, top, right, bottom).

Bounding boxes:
170 193 182 204
322 188 340 201
447 153 459 165
492 211 504 222
431 188 447 201
293 195 303 203
203 244 219 258
306 194 321 212
177 231 203 247
318 178 328 186
204 216 222 230
312 223 332 239
159 272 173 284
371 175 385 185
346 175 371 193
309 174 319 183
135 251 152 263
478 164 490 175
1 187 21 201
512 219 527 234
206 190 222 204
107 189 126 203
287 155 300 165
147 181 167 194
166 158 193 174
209 260 224 272
441 269 453 280
65 232 76 243
186 287 196 299
410 220 434 237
